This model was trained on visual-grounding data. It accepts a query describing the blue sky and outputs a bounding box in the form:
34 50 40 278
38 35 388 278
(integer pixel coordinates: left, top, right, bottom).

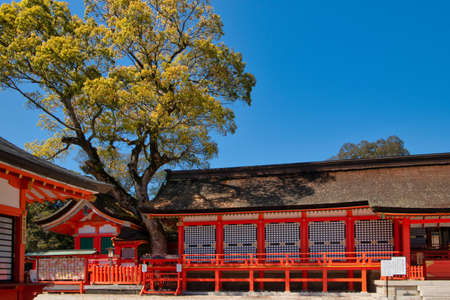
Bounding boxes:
1 0 450 172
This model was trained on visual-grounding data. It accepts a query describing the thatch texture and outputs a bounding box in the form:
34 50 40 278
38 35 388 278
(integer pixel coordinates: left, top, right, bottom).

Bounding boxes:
145 153 450 213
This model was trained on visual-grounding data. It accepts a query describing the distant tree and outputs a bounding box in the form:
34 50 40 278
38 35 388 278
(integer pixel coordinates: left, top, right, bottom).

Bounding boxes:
26 201 73 252
332 136 410 160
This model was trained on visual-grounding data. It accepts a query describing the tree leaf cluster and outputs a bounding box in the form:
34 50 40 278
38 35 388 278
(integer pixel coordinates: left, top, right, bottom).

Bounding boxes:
0 0 255 206
333 135 410 160
26 201 73 252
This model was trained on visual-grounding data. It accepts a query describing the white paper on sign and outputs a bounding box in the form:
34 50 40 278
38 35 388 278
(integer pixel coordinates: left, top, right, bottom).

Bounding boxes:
391 256 406 275
176 264 182 273
381 260 393 277
142 264 147 272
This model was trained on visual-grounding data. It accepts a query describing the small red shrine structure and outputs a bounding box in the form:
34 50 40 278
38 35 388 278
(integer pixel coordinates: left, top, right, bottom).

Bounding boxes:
0 137 111 299
140 153 450 293
34 197 148 266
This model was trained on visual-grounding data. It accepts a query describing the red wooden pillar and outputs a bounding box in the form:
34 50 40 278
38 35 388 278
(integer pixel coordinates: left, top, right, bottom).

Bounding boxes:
301 212 309 291
15 213 26 283
394 218 401 253
216 216 223 290
402 218 411 265
16 182 29 283
178 217 184 257
346 210 355 291
178 217 187 292
257 213 265 290
75 236 80 249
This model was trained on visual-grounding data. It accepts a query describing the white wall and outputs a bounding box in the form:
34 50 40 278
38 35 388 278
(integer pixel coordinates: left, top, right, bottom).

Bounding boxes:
0 177 19 208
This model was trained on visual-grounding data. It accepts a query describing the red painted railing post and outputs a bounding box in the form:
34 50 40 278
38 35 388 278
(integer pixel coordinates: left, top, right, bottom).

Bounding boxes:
249 270 254 292
285 270 290 292
215 270 220 292
322 269 327 292
362 269 367 292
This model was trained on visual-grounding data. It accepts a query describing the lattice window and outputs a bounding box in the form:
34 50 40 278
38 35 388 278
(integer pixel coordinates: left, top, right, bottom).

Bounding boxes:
265 222 300 260
0 215 13 281
309 221 346 258
184 225 216 261
224 223 257 261
354 219 393 258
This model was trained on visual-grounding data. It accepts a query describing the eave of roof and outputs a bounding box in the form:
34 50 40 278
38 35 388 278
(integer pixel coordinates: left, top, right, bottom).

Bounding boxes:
35 200 78 225
0 137 112 193
141 201 369 215
372 207 450 214
36 199 143 231
26 249 97 257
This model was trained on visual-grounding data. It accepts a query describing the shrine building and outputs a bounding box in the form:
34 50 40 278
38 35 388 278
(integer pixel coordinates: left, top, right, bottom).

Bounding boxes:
0 137 111 299
32 196 148 266
141 153 450 293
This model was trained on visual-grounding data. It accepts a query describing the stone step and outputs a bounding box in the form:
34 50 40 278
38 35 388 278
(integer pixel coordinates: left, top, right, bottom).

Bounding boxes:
394 296 422 300
419 285 450 297
422 297 450 300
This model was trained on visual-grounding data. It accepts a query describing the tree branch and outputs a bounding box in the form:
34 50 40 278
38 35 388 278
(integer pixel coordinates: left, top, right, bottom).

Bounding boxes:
5 80 76 130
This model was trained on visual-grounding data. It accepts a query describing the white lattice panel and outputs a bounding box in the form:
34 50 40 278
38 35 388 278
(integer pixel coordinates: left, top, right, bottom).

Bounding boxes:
184 225 216 260
224 223 257 260
354 220 393 257
265 222 300 258
309 221 346 257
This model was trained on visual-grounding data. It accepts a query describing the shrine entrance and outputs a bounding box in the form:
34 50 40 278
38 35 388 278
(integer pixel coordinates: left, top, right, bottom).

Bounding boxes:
411 224 450 279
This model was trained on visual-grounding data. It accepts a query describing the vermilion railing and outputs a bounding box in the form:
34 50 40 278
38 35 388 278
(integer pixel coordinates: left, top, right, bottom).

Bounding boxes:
381 265 424 280
408 265 424 280
182 251 398 265
180 251 399 293
140 267 182 295
89 264 142 284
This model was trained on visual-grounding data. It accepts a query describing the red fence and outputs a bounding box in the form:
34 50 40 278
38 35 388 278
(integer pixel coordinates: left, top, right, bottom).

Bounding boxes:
89 265 142 284
36 251 428 294
380 265 424 281
181 251 398 293
182 251 397 265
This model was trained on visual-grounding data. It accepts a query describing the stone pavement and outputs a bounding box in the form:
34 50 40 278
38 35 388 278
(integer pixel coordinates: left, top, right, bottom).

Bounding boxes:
35 292 379 300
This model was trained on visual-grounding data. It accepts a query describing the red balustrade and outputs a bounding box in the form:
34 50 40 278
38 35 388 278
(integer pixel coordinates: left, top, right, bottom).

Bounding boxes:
181 251 399 293
89 265 142 284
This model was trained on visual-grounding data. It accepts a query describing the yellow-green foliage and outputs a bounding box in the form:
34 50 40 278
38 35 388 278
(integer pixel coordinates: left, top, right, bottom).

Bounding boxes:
0 0 255 203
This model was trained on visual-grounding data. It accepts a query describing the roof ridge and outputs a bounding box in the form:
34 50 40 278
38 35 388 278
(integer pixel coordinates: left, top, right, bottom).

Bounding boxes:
165 152 450 178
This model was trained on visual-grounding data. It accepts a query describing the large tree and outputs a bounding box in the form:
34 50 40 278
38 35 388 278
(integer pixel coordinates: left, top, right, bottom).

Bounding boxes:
0 0 255 255
332 135 410 160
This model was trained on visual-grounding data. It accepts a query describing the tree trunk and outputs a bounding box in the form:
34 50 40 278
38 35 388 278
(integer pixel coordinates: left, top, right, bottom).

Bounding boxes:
141 213 167 256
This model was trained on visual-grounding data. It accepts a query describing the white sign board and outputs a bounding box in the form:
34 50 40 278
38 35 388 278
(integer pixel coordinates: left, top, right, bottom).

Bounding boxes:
381 260 393 277
141 264 147 273
176 264 182 273
391 256 407 275
381 256 406 277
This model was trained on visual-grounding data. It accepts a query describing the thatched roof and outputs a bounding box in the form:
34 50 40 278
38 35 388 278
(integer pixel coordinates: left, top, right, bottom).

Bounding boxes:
0 137 112 193
143 153 450 214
